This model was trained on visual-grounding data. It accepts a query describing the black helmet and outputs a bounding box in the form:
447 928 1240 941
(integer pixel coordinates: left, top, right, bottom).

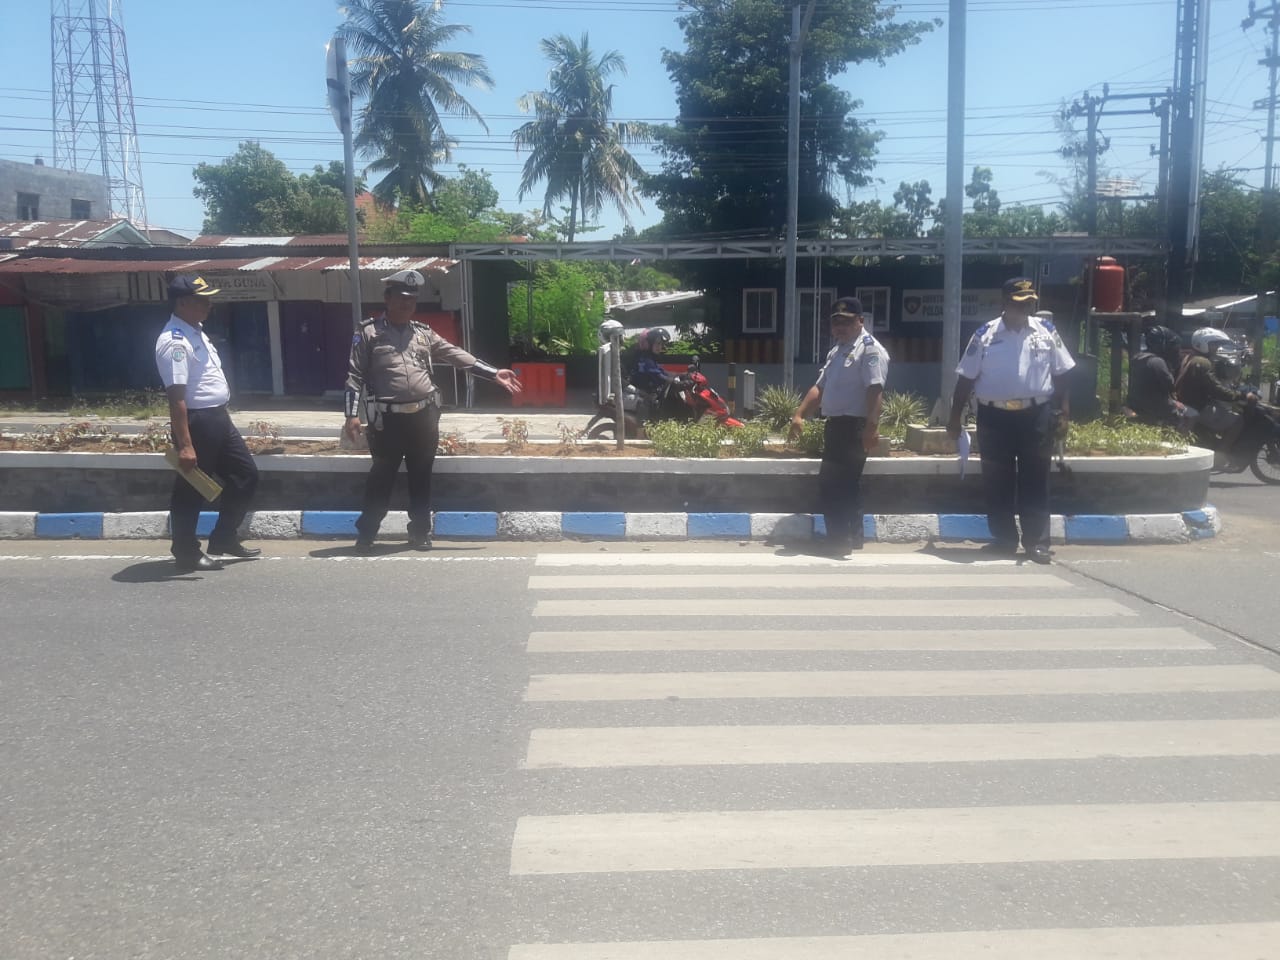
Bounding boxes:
643 327 672 350
1143 325 1180 361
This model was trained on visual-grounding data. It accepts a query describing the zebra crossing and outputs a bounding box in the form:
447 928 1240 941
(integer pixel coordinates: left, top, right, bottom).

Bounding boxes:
506 550 1280 958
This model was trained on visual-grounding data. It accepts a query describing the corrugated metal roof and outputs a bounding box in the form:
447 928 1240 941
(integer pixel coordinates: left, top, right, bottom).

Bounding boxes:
603 289 703 312
190 234 353 247
0 255 457 275
0 219 134 248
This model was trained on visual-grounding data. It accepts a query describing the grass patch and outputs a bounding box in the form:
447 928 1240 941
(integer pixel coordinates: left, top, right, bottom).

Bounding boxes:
1 391 171 420
1065 417 1185 456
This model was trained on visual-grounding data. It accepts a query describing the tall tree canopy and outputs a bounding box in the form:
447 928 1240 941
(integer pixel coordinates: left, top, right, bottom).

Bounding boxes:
192 143 363 235
644 0 934 239
513 33 648 242
339 0 492 206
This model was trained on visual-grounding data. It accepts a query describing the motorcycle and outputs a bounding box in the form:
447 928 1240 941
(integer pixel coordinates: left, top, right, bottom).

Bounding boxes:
1189 393 1280 484
584 355 745 440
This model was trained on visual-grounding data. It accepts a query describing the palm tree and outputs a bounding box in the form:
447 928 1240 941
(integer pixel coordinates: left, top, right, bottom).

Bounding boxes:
513 33 648 241
339 0 492 206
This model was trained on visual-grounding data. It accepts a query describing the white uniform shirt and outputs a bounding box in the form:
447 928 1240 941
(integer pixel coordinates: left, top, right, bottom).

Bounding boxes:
154 315 230 409
815 332 890 417
956 315 1075 403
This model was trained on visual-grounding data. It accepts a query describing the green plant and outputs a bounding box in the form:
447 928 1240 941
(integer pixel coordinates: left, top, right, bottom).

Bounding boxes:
727 421 770 457
646 419 726 457
24 421 110 450
790 419 825 457
498 416 530 452
245 419 281 442
755 384 803 431
66 390 169 420
555 420 585 453
127 422 172 452
1064 417 1185 456
878 390 928 442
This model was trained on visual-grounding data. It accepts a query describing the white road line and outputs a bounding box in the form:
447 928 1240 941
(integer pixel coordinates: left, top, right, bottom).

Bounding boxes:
532 598 1135 618
525 664 1280 701
507 922 1280 959
523 718 1280 768
509 801 1280 875
526 626 1214 652
535 553 968 567
527 573 1072 590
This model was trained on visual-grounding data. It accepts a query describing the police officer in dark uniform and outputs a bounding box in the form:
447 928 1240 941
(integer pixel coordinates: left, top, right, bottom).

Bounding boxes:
154 275 261 573
946 277 1075 563
344 270 523 553
788 297 890 555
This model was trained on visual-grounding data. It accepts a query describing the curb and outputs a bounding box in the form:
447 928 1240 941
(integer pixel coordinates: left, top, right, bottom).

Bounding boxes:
0 507 1222 544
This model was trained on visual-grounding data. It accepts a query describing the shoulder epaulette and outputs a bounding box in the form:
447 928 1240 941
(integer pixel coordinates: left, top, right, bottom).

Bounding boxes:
976 321 991 335
862 334 874 345
170 329 184 340
1036 316 1057 332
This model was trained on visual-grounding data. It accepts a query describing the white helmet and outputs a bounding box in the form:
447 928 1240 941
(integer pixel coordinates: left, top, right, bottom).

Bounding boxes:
598 319 624 344
1190 327 1233 356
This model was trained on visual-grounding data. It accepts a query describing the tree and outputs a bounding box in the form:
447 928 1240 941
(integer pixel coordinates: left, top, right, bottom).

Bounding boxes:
644 0 934 239
964 165 1000 215
192 142 362 235
507 262 607 355
513 33 648 241
339 0 492 206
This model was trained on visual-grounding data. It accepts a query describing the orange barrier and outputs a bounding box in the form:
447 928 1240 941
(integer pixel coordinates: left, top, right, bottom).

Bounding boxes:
510 362 566 407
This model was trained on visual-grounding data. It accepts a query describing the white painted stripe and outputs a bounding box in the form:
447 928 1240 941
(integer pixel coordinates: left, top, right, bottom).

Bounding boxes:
533 598 1134 618
535 553 962 567
527 627 1213 652
525 665 1280 701
508 922 1280 960
527 573 1072 590
509 801 1280 875
524 718 1280 768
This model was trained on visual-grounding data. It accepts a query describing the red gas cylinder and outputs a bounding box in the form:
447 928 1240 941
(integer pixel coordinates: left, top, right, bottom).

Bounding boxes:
1093 256 1125 312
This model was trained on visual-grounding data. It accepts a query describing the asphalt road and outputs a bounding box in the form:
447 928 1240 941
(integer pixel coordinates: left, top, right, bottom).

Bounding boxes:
2 538 1278 958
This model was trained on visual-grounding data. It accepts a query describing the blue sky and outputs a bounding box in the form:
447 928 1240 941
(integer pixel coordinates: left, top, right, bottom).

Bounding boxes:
0 0 1269 238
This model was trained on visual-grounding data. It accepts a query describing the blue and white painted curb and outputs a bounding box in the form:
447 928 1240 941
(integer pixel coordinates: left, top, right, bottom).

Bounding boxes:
0 507 1222 544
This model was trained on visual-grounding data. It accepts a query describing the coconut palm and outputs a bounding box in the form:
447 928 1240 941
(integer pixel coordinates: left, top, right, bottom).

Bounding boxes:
339 0 492 206
513 33 648 241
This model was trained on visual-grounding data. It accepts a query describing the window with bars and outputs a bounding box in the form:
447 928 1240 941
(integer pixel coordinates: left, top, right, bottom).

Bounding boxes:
742 288 777 333
799 287 837 360
856 286 892 333
16 193 39 220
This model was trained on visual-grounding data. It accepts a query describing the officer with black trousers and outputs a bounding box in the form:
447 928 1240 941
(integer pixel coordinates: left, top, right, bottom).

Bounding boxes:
344 270 523 553
154 275 261 573
788 297 890 556
945 278 1075 563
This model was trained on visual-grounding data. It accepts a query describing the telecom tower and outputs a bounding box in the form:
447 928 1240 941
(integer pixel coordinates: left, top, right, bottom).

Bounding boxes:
50 0 147 225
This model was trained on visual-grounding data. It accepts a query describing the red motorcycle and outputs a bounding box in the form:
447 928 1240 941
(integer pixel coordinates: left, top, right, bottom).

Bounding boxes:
585 355 744 440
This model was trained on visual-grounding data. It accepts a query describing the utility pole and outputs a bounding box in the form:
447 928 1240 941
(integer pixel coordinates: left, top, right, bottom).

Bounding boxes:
938 0 965 419
782 0 816 392
1166 0 1208 323
1243 0 1280 382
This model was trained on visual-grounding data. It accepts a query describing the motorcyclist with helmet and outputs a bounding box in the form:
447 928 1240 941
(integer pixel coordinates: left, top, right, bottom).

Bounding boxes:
1126 325 1190 427
627 327 676 395
1175 327 1260 460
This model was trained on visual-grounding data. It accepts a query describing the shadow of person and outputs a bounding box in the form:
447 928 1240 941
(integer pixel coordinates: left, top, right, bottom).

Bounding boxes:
112 559 207 583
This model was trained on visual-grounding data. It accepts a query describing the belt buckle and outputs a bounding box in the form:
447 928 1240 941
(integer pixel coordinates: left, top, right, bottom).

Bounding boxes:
1004 399 1024 411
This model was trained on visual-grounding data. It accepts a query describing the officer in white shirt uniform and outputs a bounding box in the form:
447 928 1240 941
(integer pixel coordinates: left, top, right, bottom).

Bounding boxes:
946 277 1075 563
155 275 260 573
789 297 889 554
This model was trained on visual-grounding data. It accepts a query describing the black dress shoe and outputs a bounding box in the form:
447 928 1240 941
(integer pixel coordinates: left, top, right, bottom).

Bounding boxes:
208 541 261 559
408 535 433 551
353 538 377 555
1027 545 1053 564
173 553 223 574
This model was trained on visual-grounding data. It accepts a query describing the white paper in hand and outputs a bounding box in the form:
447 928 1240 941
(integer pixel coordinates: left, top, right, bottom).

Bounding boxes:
957 428 971 479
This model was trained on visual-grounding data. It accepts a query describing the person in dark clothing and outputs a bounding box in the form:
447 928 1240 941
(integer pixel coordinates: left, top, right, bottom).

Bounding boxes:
1126 325 1189 427
1175 327 1259 459
627 327 674 395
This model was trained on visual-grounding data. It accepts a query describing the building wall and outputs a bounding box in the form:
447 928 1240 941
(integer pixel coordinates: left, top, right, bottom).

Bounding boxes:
0 159 110 221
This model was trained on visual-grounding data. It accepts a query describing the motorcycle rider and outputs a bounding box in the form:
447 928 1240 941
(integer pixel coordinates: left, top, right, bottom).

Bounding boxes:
627 327 675 395
1126 325 1189 427
1175 327 1259 461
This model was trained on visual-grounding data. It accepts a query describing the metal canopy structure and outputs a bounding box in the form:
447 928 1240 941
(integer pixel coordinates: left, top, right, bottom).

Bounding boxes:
450 236 1165 262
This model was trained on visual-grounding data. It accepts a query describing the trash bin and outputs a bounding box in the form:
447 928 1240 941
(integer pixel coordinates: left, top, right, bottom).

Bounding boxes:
511 362 566 407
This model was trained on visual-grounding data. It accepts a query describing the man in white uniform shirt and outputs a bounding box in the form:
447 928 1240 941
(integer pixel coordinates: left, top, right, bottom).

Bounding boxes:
155 275 260 573
945 277 1075 563
789 297 889 555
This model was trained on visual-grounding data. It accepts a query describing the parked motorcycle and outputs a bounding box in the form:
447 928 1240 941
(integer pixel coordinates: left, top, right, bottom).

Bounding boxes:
584 355 744 440
1190 394 1280 484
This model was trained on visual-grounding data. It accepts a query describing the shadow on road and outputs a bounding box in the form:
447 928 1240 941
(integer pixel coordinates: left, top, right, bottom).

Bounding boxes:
111 560 206 583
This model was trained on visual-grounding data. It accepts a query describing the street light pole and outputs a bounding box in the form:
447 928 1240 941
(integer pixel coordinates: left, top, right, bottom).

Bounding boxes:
938 0 966 418
327 36 363 333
